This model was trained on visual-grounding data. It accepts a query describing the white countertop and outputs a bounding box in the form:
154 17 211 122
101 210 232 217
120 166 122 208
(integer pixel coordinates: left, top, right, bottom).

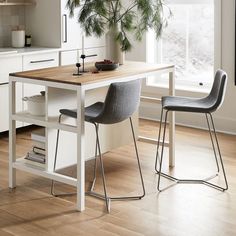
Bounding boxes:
0 47 61 58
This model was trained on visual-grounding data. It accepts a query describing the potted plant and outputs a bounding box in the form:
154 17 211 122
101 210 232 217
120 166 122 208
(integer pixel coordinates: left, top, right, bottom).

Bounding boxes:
66 0 171 64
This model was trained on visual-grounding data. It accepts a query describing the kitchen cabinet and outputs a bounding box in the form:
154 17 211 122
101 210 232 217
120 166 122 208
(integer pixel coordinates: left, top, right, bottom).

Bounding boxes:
0 50 59 132
0 83 23 132
0 56 22 84
60 47 106 66
25 0 82 50
23 52 59 71
84 35 106 49
22 51 59 113
0 0 35 6
60 0 82 50
82 47 106 62
60 50 78 66
0 56 23 132
25 0 106 51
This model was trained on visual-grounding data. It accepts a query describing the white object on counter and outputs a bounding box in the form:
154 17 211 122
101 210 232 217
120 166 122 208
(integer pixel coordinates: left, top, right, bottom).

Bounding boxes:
12 30 25 48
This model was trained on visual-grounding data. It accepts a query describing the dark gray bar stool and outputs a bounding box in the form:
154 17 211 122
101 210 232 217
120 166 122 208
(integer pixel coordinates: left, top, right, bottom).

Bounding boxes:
155 69 228 192
51 79 145 212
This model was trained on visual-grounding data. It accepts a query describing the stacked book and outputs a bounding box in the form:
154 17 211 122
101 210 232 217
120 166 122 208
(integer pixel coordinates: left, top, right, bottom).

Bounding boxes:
24 128 46 167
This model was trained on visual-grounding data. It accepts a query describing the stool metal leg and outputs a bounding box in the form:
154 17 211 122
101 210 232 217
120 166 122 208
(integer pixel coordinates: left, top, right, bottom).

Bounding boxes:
129 117 146 199
51 116 146 211
155 110 228 192
51 115 69 196
51 115 77 196
87 122 110 212
155 107 164 172
208 113 228 191
51 120 101 197
87 118 146 212
89 124 99 192
157 111 169 191
205 114 220 172
95 122 110 212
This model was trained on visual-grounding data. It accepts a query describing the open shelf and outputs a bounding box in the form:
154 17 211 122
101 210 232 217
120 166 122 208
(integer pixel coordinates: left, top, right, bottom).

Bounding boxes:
12 111 78 133
0 0 36 6
13 157 77 186
15 157 45 171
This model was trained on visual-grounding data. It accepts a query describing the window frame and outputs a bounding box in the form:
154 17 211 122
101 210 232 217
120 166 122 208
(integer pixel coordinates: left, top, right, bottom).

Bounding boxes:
143 0 221 94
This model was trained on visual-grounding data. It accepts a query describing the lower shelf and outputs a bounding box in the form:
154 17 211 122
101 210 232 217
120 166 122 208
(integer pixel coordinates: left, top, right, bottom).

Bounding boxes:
15 157 45 170
13 157 77 187
12 112 78 133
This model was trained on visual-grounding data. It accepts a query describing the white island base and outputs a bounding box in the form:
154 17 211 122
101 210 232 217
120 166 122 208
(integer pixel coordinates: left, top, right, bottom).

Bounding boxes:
9 61 175 212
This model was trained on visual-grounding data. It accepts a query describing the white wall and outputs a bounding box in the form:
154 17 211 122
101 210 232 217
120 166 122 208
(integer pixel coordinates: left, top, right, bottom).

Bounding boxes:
126 0 236 134
0 6 25 47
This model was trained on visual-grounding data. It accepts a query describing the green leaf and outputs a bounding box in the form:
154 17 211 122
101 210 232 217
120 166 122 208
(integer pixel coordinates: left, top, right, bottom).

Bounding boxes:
121 36 132 51
67 0 172 51
121 12 135 31
66 0 81 16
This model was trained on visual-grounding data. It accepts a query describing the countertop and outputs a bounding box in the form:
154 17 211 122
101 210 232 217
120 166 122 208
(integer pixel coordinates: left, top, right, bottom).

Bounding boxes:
10 61 174 86
0 47 61 58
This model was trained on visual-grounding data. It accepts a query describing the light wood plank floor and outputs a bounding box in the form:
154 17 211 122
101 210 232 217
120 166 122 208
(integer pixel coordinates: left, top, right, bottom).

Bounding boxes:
0 119 236 236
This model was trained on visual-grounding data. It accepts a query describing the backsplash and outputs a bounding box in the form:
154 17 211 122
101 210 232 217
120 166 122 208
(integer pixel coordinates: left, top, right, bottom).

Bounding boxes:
0 6 25 47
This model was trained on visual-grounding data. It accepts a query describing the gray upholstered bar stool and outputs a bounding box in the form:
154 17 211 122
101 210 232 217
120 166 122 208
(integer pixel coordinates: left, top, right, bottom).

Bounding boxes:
51 79 145 212
155 69 228 192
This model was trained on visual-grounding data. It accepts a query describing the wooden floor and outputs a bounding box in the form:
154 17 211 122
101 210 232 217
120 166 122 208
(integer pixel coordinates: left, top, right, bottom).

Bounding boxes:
0 119 236 236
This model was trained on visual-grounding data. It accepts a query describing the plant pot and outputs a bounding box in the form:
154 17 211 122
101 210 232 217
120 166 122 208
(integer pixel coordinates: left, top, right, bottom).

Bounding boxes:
106 27 125 65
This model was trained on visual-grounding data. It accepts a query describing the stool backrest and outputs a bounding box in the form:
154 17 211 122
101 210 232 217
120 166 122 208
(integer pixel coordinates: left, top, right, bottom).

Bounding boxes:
207 69 227 112
96 79 141 124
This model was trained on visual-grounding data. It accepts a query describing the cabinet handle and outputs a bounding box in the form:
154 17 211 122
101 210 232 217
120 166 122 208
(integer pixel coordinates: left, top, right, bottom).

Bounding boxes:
0 82 9 86
63 14 68 43
30 59 55 64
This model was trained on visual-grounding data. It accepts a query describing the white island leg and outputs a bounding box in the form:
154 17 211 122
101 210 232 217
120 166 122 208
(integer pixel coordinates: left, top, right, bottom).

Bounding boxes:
169 70 175 167
9 79 16 189
76 87 85 211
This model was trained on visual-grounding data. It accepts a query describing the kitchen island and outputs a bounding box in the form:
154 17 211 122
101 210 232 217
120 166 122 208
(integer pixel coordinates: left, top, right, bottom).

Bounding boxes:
9 61 175 211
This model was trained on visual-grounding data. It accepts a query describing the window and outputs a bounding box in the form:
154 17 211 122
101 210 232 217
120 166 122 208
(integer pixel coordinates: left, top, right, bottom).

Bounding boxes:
146 0 221 91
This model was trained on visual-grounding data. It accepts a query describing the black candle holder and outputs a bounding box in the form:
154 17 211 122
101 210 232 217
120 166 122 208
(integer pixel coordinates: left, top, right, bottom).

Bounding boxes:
80 54 97 73
73 63 83 76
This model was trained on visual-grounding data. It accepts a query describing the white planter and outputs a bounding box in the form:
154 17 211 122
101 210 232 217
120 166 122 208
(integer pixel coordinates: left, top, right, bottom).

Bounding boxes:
106 27 125 65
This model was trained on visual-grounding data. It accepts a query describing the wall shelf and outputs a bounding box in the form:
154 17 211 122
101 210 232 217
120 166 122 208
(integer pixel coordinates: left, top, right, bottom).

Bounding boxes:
0 0 35 6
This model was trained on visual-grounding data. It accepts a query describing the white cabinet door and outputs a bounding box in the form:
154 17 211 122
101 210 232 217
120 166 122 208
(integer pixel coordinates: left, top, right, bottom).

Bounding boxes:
0 56 23 132
60 50 78 66
61 0 82 50
79 47 106 63
22 52 59 112
0 84 23 132
60 47 106 67
0 56 22 83
84 35 106 49
23 52 59 71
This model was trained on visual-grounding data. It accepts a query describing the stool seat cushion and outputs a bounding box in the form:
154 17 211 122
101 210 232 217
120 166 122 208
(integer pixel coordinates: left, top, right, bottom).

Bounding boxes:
162 69 227 113
59 102 104 122
162 96 215 113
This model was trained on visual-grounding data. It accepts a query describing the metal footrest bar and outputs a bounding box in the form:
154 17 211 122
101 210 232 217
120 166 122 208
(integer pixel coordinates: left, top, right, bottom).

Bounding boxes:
51 117 145 213
50 179 77 197
156 170 226 192
86 190 144 201
51 192 77 197
155 110 228 192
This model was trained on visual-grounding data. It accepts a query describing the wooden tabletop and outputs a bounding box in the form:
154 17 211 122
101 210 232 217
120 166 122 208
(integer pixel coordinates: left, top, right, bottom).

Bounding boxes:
10 61 174 86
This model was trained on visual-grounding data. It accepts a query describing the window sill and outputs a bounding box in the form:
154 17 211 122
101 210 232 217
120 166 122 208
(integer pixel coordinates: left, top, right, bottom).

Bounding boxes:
146 82 210 94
